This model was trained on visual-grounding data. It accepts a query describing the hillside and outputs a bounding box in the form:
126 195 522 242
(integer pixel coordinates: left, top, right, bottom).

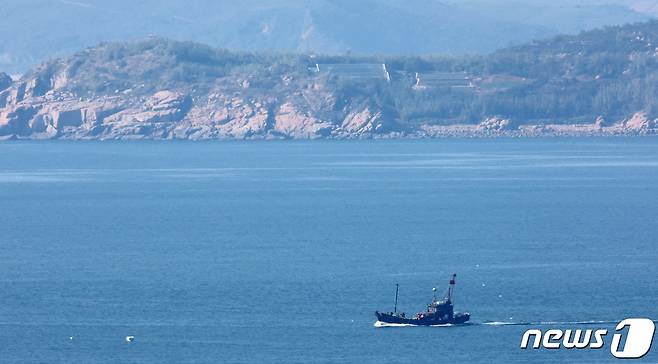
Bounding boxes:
0 0 650 74
3 21 658 140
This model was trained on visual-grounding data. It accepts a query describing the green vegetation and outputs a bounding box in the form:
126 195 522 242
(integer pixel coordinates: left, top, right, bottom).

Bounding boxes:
22 20 658 125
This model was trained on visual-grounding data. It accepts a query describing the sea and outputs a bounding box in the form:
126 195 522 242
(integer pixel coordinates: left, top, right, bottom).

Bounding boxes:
0 138 657 363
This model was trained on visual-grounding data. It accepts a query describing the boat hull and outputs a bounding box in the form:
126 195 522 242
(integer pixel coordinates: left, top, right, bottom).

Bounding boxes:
375 311 470 326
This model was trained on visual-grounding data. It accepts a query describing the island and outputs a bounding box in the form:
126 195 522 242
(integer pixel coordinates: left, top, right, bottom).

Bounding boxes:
2 21 658 140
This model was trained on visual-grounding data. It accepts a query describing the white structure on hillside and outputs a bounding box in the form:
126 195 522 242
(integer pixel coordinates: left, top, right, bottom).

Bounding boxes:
414 71 473 89
315 63 390 82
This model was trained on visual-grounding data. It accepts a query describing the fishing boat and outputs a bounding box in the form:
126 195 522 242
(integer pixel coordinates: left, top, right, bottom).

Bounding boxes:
375 274 470 326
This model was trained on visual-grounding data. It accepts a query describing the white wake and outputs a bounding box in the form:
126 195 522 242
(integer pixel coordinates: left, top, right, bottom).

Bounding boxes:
374 321 455 328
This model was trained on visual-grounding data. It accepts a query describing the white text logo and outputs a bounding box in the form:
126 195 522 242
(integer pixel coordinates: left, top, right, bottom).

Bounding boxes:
520 318 655 359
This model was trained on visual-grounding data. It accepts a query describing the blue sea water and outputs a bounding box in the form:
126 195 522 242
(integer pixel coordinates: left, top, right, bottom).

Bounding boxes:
0 139 657 363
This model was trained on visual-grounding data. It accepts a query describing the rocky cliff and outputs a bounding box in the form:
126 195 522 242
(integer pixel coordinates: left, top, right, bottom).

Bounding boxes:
2 35 658 140
0 87 402 140
0 40 411 140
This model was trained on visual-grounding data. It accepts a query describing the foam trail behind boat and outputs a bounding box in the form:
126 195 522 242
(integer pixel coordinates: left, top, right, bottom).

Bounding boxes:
374 321 416 328
481 320 625 326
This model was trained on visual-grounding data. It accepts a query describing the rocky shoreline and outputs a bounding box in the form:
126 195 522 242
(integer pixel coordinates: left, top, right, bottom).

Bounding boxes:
1 85 656 141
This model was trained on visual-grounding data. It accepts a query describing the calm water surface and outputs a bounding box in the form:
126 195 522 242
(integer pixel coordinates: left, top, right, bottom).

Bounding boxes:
1 139 657 363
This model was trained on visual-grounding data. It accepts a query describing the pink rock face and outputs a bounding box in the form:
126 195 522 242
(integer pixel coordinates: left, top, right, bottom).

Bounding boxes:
207 97 270 138
273 102 333 138
341 108 384 135
625 112 657 131
146 91 189 112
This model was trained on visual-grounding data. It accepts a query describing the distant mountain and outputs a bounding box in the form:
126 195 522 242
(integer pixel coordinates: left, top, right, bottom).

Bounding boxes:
0 0 652 74
3 21 658 140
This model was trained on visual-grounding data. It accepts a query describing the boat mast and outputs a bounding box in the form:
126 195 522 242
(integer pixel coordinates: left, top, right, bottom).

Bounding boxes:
394 283 399 313
448 274 456 303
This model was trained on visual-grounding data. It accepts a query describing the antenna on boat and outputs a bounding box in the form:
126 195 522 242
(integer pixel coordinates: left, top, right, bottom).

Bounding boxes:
447 274 456 303
394 283 399 313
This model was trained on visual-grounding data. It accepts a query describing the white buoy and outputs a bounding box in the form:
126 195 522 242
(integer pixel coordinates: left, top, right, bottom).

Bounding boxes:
69 337 73 340
125 336 135 342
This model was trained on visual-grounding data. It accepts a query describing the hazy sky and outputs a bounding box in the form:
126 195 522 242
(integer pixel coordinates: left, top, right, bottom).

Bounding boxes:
449 0 658 14
1 0 657 74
